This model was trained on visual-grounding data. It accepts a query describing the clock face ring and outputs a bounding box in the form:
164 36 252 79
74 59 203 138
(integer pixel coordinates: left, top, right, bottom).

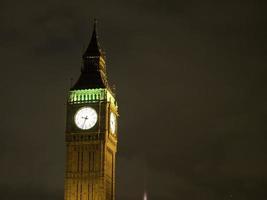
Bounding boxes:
110 112 116 134
74 107 97 130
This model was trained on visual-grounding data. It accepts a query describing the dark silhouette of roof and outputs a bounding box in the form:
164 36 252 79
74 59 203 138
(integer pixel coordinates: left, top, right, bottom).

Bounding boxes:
82 20 102 58
71 20 108 90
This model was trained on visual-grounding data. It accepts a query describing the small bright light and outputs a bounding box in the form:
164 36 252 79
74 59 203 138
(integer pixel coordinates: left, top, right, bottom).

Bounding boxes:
143 192 147 200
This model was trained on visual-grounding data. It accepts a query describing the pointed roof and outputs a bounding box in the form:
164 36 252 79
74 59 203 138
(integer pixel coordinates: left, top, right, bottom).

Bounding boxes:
71 72 106 90
71 20 108 90
83 19 102 58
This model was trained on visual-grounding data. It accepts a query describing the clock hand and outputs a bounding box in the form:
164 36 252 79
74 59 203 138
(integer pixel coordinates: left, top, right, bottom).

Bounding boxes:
82 117 88 128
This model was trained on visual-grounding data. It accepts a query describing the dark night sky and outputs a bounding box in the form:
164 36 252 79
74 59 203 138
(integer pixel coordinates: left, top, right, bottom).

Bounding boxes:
0 0 267 200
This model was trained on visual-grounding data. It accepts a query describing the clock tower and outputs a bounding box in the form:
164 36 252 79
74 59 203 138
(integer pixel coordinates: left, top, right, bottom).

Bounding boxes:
65 21 118 200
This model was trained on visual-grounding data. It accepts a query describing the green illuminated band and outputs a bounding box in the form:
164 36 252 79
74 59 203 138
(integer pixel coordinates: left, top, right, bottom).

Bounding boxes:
69 88 117 107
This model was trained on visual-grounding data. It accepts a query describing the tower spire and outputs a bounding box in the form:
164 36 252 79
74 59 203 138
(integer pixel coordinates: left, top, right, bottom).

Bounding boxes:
83 19 102 58
93 18 97 31
71 20 108 90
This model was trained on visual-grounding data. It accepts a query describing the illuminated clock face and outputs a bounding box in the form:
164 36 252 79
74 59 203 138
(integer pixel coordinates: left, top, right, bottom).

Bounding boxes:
110 112 116 134
74 107 97 130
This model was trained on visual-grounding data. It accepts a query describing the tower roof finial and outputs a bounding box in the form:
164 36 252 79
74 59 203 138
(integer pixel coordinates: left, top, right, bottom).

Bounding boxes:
83 19 102 58
93 18 98 30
